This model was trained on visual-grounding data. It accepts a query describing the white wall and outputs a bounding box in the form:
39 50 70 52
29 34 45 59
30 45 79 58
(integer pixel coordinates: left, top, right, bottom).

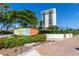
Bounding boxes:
45 13 49 28
65 34 73 38
46 34 64 39
52 8 56 26
46 34 73 41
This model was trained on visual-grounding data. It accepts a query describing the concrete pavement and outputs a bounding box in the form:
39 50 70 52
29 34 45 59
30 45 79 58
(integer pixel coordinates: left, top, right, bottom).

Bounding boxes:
18 49 41 56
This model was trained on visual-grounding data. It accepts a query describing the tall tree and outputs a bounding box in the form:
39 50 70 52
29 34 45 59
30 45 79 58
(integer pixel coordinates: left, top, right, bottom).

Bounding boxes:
0 4 38 31
17 10 38 28
9 9 38 28
0 3 11 31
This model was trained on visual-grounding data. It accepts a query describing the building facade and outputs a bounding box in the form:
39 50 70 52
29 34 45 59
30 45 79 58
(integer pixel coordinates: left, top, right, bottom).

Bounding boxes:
41 8 56 28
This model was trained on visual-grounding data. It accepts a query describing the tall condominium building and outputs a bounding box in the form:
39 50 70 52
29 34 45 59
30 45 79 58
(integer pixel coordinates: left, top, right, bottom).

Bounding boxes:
41 8 56 28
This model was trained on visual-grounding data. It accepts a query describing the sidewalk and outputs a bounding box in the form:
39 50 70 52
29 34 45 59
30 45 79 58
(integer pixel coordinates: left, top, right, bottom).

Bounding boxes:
18 49 41 56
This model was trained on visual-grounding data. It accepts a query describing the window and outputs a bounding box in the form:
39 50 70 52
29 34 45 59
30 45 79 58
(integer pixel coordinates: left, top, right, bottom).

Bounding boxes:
42 14 45 27
49 12 52 26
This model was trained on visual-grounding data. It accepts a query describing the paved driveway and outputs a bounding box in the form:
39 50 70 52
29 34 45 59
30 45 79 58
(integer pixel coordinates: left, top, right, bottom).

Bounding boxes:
36 35 79 56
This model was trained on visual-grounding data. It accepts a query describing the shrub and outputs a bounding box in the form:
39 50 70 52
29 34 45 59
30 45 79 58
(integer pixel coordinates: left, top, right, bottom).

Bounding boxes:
39 29 53 34
0 34 46 49
3 37 17 48
0 30 13 35
30 34 46 42
39 29 72 34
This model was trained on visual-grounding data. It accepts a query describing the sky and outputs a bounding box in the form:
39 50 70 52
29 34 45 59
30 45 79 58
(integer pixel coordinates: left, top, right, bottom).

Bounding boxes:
7 3 79 29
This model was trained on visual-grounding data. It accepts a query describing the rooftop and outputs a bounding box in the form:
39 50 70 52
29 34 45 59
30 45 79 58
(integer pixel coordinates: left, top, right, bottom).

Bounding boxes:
41 8 56 14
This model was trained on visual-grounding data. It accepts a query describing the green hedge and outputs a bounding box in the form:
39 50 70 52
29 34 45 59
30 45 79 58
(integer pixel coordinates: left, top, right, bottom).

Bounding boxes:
0 30 13 35
39 29 72 34
0 34 46 49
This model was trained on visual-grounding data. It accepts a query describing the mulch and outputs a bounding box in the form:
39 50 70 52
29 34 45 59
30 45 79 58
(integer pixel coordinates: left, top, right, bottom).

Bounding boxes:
0 42 42 56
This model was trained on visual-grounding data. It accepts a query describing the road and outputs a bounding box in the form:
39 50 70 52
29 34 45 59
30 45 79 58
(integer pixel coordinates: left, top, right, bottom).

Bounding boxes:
0 34 14 38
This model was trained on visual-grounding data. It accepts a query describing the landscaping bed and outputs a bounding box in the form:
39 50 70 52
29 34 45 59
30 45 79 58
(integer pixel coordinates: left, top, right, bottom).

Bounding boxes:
0 34 47 56
0 42 42 56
